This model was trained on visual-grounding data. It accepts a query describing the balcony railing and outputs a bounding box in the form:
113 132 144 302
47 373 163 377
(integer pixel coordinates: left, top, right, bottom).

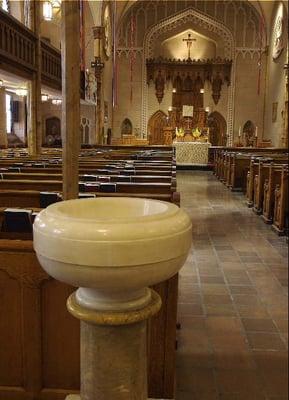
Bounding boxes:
0 8 37 73
0 9 61 89
41 40 61 89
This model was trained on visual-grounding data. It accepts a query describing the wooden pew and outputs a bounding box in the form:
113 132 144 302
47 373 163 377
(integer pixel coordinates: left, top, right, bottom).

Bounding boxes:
0 239 178 399
272 166 288 235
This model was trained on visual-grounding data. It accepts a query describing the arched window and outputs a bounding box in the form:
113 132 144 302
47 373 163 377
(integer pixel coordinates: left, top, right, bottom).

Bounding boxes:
121 118 133 135
81 117 90 144
1 0 9 12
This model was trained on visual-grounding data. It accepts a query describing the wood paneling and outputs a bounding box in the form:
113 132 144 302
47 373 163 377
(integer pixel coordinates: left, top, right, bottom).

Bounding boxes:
0 241 178 399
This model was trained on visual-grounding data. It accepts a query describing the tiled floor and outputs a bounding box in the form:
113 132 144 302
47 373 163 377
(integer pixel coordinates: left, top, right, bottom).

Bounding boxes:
176 171 288 400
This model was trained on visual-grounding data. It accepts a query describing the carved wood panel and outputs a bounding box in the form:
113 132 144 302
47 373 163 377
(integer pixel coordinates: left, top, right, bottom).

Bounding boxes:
148 110 167 145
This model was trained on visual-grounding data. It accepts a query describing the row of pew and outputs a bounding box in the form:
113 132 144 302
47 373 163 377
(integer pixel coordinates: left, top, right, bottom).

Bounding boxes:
0 147 178 400
212 147 288 235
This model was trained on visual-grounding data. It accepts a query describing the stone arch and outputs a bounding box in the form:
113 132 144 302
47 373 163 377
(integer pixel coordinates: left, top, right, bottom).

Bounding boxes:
45 116 61 146
141 7 235 144
208 111 227 146
243 120 255 147
121 118 133 135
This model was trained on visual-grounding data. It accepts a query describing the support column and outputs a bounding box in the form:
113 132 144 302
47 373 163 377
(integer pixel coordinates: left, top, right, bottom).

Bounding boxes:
281 62 288 148
0 88 8 148
27 0 42 157
61 0 80 200
67 290 161 400
92 26 104 144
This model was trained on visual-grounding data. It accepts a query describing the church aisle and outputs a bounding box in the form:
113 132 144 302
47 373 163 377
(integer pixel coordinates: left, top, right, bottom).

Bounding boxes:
176 171 288 400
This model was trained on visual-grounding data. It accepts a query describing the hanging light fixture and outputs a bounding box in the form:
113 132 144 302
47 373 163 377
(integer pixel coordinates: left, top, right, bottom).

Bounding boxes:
41 94 49 102
52 99 62 105
0 79 3 87
16 88 27 97
200 88 205 94
43 1 53 21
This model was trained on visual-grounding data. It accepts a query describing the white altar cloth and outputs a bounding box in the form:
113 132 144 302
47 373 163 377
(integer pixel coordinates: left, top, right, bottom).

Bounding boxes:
173 141 211 166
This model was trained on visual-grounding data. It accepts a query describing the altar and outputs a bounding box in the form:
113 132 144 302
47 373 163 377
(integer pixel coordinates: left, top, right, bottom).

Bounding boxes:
174 141 211 166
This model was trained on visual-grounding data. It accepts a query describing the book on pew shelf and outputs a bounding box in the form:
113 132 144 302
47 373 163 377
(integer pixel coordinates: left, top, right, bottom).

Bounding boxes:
84 183 100 192
79 193 96 199
40 192 61 208
8 167 21 172
116 175 131 182
99 183 117 193
3 208 33 233
79 183 86 192
97 176 111 182
81 175 98 182
31 212 39 224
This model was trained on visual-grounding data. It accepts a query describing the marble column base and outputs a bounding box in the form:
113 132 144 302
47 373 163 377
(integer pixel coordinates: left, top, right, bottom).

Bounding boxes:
66 289 162 400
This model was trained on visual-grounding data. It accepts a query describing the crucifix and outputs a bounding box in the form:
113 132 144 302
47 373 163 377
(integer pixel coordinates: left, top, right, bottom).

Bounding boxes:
183 33 196 60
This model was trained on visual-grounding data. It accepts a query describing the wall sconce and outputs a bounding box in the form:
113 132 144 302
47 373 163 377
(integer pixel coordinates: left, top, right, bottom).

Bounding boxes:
0 79 3 87
168 106 173 112
205 107 210 113
200 88 205 94
52 99 62 105
172 88 177 93
16 88 27 97
41 94 49 102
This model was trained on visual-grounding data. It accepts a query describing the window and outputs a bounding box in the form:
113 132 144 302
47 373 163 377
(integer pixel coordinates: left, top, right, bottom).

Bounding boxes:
6 94 12 134
1 0 9 12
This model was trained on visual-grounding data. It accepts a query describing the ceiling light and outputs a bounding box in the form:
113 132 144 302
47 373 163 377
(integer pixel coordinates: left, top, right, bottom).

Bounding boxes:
16 88 27 96
41 94 49 102
52 99 62 105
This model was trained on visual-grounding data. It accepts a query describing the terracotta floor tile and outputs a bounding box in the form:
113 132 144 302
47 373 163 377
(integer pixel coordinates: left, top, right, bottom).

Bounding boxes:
175 172 288 400
203 294 232 305
201 284 229 295
205 303 237 317
229 285 257 295
232 295 261 305
241 318 278 333
246 332 287 351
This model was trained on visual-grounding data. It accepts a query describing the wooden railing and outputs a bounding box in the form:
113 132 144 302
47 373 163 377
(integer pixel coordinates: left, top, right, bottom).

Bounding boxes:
0 9 85 95
0 8 37 74
41 40 61 89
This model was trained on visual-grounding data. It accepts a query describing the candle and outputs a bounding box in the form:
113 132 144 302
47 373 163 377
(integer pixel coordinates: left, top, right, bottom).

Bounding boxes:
238 126 241 137
255 126 258 137
168 106 172 112
205 107 210 113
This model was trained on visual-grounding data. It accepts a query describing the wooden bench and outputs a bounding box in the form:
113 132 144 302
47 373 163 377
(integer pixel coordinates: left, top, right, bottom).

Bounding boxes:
0 239 178 400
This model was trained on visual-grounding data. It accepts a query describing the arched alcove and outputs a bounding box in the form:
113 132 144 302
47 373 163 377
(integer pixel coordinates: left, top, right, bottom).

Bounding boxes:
45 117 61 146
208 111 227 146
121 118 133 135
147 110 167 145
243 120 255 147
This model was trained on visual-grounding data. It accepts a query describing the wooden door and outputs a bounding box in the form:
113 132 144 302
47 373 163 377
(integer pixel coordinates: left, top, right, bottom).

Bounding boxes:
208 111 227 146
148 110 167 145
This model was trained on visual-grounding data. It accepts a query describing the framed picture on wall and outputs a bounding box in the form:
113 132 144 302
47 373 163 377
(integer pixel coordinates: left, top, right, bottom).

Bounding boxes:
272 102 278 123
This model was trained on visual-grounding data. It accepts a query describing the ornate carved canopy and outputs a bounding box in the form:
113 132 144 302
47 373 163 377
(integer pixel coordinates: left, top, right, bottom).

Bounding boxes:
146 57 232 105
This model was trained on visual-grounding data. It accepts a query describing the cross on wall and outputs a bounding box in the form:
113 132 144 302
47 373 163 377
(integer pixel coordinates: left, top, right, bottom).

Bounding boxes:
182 33 196 60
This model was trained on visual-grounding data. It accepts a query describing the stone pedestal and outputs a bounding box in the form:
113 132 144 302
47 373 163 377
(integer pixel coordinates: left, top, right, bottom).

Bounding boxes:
34 197 192 400
0 88 8 148
67 290 161 400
